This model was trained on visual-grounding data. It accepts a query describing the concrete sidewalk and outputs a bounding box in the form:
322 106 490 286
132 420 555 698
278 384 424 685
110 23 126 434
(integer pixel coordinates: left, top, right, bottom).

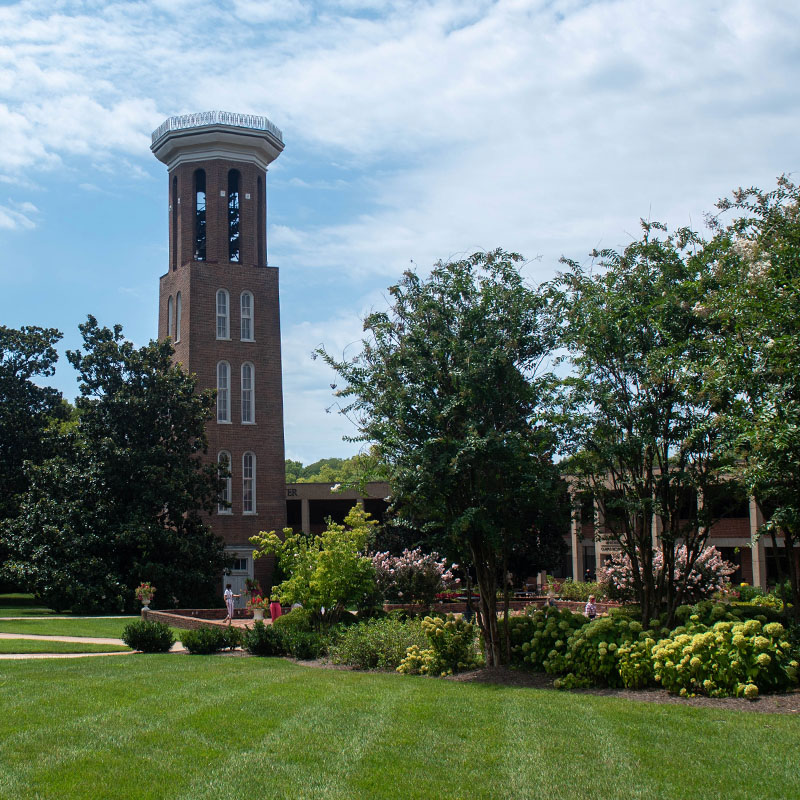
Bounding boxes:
0 632 185 659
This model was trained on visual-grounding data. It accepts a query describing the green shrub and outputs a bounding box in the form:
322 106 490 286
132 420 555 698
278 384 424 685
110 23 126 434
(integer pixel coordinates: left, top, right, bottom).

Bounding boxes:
272 608 313 633
737 584 764 602
548 615 657 690
330 617 426 670
653 618 799 698
517 607 588 672
556 579 606 602
398 614 480 676
242 621 285 657
282 630 326 660
222 625 243 650
182 626 228 655
121 620 175 653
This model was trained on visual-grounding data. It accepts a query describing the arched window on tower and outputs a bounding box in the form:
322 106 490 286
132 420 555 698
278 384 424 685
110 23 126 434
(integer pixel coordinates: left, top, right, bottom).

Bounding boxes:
257 175 264 265
175 292 182 342
241 362 255 423
194 169 206 261
217 451 232 514
167 295 174 338
217 361 231 423
216 289 230 339
240 291 254 341
242 451 256 514
171 176 178 271
228 170 240 263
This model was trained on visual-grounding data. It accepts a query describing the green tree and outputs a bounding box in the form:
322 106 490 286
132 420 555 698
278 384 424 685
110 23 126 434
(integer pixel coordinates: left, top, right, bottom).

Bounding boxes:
0 325 64 521
251 504 378 625
550 222 733 626
3 317 227 612
317 250 566 666
286 451 389 487
702 176 800 619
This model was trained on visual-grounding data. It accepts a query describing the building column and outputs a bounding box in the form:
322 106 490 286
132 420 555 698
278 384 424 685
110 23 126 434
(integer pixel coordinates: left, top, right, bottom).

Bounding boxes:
594 495 605 577
749 496 767 590
301 498 311 535
569 490 583 581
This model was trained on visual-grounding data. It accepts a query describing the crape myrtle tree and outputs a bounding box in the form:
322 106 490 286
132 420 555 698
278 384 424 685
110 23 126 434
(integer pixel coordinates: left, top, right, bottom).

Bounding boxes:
317 250 567 667
3 317 228 612
701 176 800 620
549 222 734 627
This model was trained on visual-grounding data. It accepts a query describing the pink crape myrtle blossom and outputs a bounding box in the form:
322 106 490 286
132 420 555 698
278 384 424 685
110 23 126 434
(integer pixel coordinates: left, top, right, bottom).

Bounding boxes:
598 545 735 602
371 548 459 605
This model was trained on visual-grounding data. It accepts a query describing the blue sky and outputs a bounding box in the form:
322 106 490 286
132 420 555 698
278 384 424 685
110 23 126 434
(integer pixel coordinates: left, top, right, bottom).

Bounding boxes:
1 0 798 463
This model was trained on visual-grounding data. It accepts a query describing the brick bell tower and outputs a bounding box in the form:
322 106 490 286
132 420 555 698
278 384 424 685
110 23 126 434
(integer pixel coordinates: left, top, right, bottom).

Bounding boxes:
151 111 286 599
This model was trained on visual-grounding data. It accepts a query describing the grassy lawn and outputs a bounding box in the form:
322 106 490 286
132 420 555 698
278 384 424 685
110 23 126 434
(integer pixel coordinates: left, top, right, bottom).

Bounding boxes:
0 616 141 639
0 639 130 655
1 658 798 800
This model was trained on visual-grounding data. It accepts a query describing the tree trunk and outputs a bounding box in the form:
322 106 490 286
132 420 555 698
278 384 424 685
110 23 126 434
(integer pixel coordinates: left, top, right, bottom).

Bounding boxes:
471 541 501 668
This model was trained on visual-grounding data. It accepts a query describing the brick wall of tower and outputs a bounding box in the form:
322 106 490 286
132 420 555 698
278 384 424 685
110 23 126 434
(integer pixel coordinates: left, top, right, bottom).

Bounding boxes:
158 154 285 589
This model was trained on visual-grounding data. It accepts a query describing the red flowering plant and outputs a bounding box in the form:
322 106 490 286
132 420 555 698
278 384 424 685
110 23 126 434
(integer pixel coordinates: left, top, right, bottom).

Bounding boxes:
246 594 270 610
134 582 155 604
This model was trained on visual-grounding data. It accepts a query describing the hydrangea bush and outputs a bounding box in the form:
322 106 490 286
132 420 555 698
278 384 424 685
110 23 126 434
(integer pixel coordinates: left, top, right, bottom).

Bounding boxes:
653 618 799 698
598 545 735 602
372 548 459 605
397 614 481 676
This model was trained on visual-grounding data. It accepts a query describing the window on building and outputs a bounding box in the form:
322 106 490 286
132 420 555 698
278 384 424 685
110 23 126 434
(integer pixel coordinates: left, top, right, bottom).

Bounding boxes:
175 292 182 342
217 451 232 514
232 557 248 572
243 452 256 514
240 291 253 341
194 169 206 261
257 176 264 265
167 295 174 338
217 361 230 423
171 176 178 271
228 170 240 263
241 362 254 423
216 289 230 339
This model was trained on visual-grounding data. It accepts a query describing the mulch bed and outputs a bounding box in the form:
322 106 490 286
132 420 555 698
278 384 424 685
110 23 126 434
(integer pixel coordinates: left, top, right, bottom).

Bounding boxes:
447 667 800 713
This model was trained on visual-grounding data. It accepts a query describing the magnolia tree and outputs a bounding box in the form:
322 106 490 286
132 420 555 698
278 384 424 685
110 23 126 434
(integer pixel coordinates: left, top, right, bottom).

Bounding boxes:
372 548 459 605
598 546 735 603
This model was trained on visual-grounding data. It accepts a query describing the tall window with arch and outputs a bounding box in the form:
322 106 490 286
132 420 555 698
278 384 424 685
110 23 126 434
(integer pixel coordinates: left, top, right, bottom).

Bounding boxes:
217 451 232 514
217 361 230 423
241 362 255 423
216 289 230 339
175 292 182 342
228 170 240 263
194 169 206 261
167 295 174 338
240 291 254 341
171 176 178 270
242 452 256 514
257 176 264 265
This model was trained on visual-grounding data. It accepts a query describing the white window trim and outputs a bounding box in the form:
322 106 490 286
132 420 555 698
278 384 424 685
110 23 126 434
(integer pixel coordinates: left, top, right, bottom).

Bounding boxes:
241 361 255 424
175 292 182 343
217 451 232 515
242 451 256 515
217 361 231 423
167 295 174 338
240 291 254 342
216 289 230 340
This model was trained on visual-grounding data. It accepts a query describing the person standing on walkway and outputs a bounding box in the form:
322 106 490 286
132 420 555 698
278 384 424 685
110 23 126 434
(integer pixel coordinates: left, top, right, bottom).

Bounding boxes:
223 584 239 624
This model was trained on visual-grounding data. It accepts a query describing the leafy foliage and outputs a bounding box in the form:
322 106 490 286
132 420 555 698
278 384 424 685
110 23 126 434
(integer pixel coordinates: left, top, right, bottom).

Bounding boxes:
317 250 568 666
329 617 426 670
371 548 459 604
3 317 227 612
121 619 175 653
242 621 284 656
285 451 389 486
397 614 481 676
251 504 378 625
181 626 241 654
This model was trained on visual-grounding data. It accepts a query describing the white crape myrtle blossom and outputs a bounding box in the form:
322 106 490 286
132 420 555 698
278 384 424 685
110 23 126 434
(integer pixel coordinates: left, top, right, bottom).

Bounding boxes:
598 546 736 602
372 548 459 605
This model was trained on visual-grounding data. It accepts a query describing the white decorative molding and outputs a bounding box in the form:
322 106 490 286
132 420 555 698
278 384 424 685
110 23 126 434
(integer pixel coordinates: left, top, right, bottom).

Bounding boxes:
152 110 283 146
